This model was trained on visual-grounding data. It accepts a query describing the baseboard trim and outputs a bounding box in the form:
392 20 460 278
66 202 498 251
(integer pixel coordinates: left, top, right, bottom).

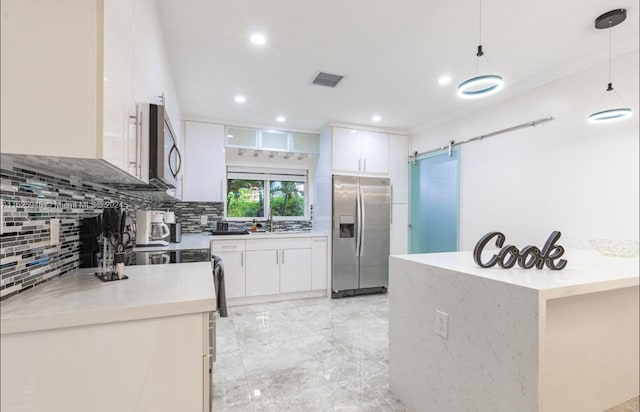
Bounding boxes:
227 290 327 306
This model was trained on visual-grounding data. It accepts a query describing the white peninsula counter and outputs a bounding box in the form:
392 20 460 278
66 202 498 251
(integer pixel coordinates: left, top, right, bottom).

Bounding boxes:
1 262 216 412
389 249 639 412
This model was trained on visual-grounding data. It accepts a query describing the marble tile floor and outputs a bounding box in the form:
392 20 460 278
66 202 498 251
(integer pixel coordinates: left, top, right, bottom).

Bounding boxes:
213 294 639 412
212 294 407 411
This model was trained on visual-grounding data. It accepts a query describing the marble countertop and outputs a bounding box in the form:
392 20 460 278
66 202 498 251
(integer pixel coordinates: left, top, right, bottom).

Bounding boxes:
210 230 329 241
133 231 329 252
392 248 639 298
0 262 216 335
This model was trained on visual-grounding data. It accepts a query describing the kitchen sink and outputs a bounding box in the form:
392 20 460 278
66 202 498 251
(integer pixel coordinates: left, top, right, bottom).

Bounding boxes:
208 230 250 235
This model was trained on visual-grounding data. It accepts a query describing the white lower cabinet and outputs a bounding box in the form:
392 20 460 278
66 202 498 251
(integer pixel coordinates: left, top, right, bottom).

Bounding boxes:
1 312 210 412
214 250 245 298
280 249 312 293
211 240 246 298
245 250 281 296
211 235 327 302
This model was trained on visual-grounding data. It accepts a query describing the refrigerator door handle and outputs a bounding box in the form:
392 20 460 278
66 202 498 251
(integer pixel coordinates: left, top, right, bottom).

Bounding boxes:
355 187 361 257
359 184 365 257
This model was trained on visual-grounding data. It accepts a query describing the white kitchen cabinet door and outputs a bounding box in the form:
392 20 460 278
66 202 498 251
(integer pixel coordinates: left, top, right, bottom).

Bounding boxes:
311 237 328 290
390 203 409 255
332 127 362 173
361 130 389 175
214 251 245 299
280 248 312 293
102 0 134 173
184 121 226 201
245 250 280 296
389 134 409 204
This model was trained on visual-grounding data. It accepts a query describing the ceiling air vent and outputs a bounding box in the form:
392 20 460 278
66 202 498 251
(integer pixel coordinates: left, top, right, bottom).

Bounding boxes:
312 72 344 88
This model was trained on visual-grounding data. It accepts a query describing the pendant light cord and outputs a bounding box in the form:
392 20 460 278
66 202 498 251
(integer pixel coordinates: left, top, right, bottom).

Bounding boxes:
608 24 612 85
479 0 482 45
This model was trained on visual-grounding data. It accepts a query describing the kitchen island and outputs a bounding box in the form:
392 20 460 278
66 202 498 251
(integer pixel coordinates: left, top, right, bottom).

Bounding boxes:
389 249 639 412
1 262 216 412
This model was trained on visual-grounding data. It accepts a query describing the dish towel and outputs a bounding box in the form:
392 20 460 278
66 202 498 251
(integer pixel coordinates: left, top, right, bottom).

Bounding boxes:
212 255 228 317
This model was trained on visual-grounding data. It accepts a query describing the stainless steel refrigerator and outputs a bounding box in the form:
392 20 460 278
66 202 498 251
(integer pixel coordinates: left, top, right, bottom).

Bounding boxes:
332 175 391 297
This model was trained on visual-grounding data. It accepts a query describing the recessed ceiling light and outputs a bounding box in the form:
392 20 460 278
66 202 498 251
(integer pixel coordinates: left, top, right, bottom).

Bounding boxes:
234 95 246 103
438 75 451 85
250 33 266 45
372 115 382 122
350 130 357 134
226 134 234 138
276 116 286 122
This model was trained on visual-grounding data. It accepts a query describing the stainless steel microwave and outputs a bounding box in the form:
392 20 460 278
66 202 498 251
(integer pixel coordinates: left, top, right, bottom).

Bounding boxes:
141 103 181 189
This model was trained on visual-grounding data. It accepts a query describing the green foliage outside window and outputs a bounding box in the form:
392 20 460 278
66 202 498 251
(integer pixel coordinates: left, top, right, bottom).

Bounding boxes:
270 181 304 217
226 179 305 218
226 180 264 217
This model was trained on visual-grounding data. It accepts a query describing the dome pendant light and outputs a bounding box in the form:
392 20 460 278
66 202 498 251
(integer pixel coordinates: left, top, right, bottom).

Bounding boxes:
588 9 633 123
457 0 504 99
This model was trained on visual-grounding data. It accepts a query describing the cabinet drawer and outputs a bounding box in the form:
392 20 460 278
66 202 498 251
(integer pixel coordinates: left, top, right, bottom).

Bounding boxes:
210 239 245 252
246 238 312 251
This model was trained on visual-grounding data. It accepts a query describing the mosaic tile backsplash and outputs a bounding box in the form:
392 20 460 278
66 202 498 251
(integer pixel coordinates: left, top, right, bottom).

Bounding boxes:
1 162 312 300
0 162 160 300
160 200 312 233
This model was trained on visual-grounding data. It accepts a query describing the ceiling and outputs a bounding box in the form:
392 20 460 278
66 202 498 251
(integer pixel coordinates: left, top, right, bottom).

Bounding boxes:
156 0 639 133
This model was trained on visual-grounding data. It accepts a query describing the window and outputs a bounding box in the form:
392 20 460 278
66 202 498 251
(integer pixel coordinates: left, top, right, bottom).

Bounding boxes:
226 180 265 218
269 181 305 217
226 167 308 220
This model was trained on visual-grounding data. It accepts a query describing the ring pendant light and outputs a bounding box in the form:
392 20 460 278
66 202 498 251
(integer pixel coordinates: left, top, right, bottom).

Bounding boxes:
588 8 633 123
457 0 504 99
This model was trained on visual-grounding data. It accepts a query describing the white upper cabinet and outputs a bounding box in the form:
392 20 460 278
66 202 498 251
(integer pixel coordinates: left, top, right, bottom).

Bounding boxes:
1 0 179 185
332 127 364 173
184 121 225 202
1 0 103 160
103 0 136 176
361 130 389 174
388 134 409 204
331 127 389 175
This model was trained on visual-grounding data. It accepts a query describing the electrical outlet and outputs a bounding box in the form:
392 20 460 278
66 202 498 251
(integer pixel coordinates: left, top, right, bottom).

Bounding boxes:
435 310 448 339
50 218 60 246
200 215 208 225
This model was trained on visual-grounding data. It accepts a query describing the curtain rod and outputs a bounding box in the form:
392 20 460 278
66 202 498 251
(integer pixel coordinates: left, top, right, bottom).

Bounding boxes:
410 116 555 159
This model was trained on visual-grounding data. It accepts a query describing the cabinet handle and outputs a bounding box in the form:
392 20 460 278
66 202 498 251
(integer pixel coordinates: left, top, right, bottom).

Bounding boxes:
364 158 367 172
221 245 236 249
391 184 394 203
312 238 326 242
220 180 223 199
281 250 285 264
241 251 243 267
390 203 393 224
136 105 143 177
358 158 361 171
276 250 279 264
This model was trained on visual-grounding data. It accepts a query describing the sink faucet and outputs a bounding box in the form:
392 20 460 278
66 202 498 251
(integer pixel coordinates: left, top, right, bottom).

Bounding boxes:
268 208 275 232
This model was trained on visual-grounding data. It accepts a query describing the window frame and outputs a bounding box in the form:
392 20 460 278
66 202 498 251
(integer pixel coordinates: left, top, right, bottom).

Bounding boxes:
224 167 309 221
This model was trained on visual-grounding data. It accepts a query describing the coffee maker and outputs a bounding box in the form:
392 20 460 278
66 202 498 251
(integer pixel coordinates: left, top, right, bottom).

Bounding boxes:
136 210 170 246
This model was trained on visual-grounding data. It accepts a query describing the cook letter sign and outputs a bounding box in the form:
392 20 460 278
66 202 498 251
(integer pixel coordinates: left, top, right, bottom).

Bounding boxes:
473 230 567 270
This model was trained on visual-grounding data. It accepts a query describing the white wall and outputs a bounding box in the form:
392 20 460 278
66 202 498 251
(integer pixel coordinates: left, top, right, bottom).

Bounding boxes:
411 50 639 250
